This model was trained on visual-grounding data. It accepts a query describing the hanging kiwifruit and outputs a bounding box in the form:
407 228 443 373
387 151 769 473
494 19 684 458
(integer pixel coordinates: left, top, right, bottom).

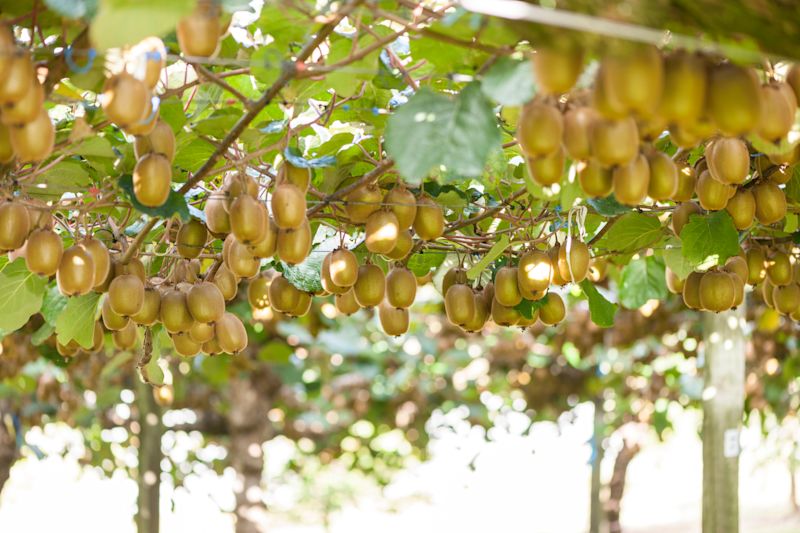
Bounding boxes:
442 266 468 296
707 63 761 136
171 332 201 357
133 153 171 207
0 201 29 250
365 210 400 255
9 108 54 163
538 293 566 325
517 250 552 293
57 245 96 296
384 186 417 230
386 230 413 260
320 253 349 295
699 270 735 312
682 271 704 309
132 36 166 90
289 291 312 318
353 263 385 307
746 248 767 285
665 267 685 294
557 239 590 283
176 1 221 57
646 150 679 201
124 95 158 136
281 162 311 192
761 277 776 308
491 297 520 326
752 181 787 225
494 266 522 307
445 284 476 327
247 276 271 310
223 173 259 209
344 183 382 223
188 321 215 344
548 244 568 286
176 218 208 259
115 257 146 283
413 195 444 241
56 338 80 358
0 123 13 163
213 263 239 301
723 255 749 286
578 160 613 198
225 235 260 279
271 183 306 230
588 257 608 283
531 43 583 95
131 288 161 326
773 283 800 315
108 274 145 317
276 220 311 265
672 162 696 202
729 273 745 308
202 337 222 356
757 82 796 143
612 153 650 206
102 296 129 331
725 189 755 230
378 301 409 336
1 74 43 125
101 72 150 127
79 238 111 289
601 43 663 117
24 228 62 276
328 248 359 288
707 137 749 185
112 320 138 350
386 266 416 308
563 106 596 161
659 50 707 125
463 289 491 333
695 170 733 211
767 251 792 286
248 217 278 259
0 49 34 105
216 312 248 354
516 101 563 157
268 275 301 314
671 202 702 236
134 120 176 162
335 289 361 316
590 117 639 167
187 282 225 323
160 288 194 333
528 147 565 186
229 194 267 245
204 192 231 234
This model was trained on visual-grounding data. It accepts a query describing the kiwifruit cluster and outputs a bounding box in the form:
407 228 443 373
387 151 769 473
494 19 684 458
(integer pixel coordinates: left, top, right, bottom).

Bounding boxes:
176 0 226 58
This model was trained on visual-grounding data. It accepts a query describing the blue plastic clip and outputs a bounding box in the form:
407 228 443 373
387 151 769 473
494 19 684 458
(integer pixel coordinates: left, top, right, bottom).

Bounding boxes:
65 46 96 74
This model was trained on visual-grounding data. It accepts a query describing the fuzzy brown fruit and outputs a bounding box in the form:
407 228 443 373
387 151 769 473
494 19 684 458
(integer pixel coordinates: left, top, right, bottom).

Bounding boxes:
57 245 95 296
557 239 590 283
612 153 650 206
538 293 566 325
413 195 444 241
752 181 787 226
328 249 359 288
384 186 417 230
699 271 735 312
25 228 63 276
216 312 248 354
378 301 410 336
345 183 382 224
516 101 563 157
445 284 475 327
230 194 267 244
10 108 54 163
108 274 145 317
187 282 225 324
353 264 385 308
131 288 161 326
160 289 194 333
271 183 306 230
102 73 150 127
365 210 400 255
708 63 761 136
590 117 639 168
578 160 613 198
386 266 417 309
177 219 208 259
276 220 311 266
133 153 171 207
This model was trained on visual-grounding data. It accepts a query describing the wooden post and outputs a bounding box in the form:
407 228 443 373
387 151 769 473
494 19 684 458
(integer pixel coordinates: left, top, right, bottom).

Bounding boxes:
702 307 745 533
136 379 163 533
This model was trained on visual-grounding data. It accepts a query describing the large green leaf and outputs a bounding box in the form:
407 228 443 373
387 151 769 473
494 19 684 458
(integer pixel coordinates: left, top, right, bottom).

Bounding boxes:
0 259 47 332
56 293 102 349
385 83 501 184
41 285 69 325
89 0 194 50
467 235 510 280
595 213 663 253
619 256 668 309
680 210 740 269
407 249 446 277
282 254 323 293
118 175 190 221
661 243 694 280
481 57 536 106
580 280 617 328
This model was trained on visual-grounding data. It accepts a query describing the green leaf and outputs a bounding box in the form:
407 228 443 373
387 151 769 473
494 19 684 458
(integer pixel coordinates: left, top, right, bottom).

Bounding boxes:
41 285 69 325
385 83 501 184
619 256 668 309
118 175 190 221
282 254 323 293
579 280 617 328
31 323 55 346
515 296 547 319
407 249 446 277
661 243 694 280
467 235 510 280
0 259 47 333
481 57 536 106
89 0 194 51
44 0 96 19
680 211 740 269
56 293 102 349
586 195 633 216
595 213 663 253
258 340 292 363
29 160 93 200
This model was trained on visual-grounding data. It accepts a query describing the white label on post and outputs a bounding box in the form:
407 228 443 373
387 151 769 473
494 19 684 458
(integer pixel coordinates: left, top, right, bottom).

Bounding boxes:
724 429 740 458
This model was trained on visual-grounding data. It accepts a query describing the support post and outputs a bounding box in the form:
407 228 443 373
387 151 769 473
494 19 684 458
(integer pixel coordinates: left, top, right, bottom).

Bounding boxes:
589 397 604 533
136 380 163 533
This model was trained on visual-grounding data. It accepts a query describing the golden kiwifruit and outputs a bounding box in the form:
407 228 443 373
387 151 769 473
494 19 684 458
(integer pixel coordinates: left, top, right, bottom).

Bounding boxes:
114 257 146 283
108 274 145 317
517 307 540 328
442 266 468 296
187 281 225 323
516 101 563 157
762 277 776 308
548 244 568 286
160 289 193 333
0 201 29 250
354 263 385 307
328 248 359 288
281 162 310 191
531 43 583 95
223 173 259 210
665 267 684 294
271 183 306 230
386 230 413 260
590 117 639 167
133 153 171 207
491 297 520 326
0 123 13 163
463 289 491 332
249 217 278 259
612 153 650 206
708 63 761 136
276 220 311 265
725 189 755 230
88 321 104 352
588 257 608 283
730 273 745 307
112 320 138 350
746 248 767 285
757 82 795 143
230 194 267 244
672 162 696 202
131 288 161 326
202 337 222 355
57 245 95 296
123 95 158 136
682 271 703 309
601 43 663 117
660 50 707 125
365 210 400 255
518 282 546 301
767 251 792 286
172 332 201 357
1 74 43 125
216 312 248 353
213 263 239 301
669 123 702 149
102 296 129 331
10 108 54 163
637 115 667 142
225 235 260 279
671 202 702 236
517 250 552 292
133 36 166 89
557 239 590 283
445 284 476 327
378 301 409 336
56 339 80 358
539 293 566 325
752 181 787 225
320 253 349 295
494 266 522 307
0 49 34 105
482 282 495 303
695 170 732 211
247 276 271 309
26 200 50 230
134 120 175 162
773 283 800 315
767 165 792 185
0 27 13 80
335 289 361 316
176 3 221 57
289 291 312 317
386 266 416 308
699 270 735 312
563 106 596 161
592 64 627 119
578 160 613 198
268 275 301 313
345 183 382 223
413 195 444 241
188 321 215 344
25 228 62 276
646 150 679 201
101 72 150 127
176 218 208 259
723 255 749 285
767 144 800 166
707 137 749 185
383 186 417 230
528 146 565 186
204 192 231 234
80 238 111 289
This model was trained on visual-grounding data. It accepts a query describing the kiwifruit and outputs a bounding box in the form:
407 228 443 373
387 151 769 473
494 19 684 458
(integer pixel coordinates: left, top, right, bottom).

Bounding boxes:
695 170 732 211
672 162 696 202
328 248 359 288
708 63 761 136
231 196 267 246
671 202 702 236
378 301 409 336
413 195 444 241
335 289 361 316
665 267 684 294
56 338 80 358
223 173 259 210
762 277 776 308
445 284 476 327
245 217 277 259
216 312 248 353
592 64 627 119
386 266 416 308
172 332 201 357
494 266 522 307
0 49 34 105
0 28 15 82
723 255 749 286
345 183 382 223
123 95 158 136
645 150 678 201
725 189 755 230
204 192 231 234
590 117 639 167
636 114 667 142
87 320 104 353
462 290 490 333
108 274 145 317
601 44 663 117
160 289 194 333
531 43 583 95
517 251 552 292
538 293 566 325
133 36 166 89
660 50 707 125
115 257 146 283
176 3 221 57
707 138 749 185
225 234 260 279
578 160 613 198
187 281 225 323
699 270 735 312
518 281 546 301
746 248 767 285
133 153 171 207
767 251 792 286
320 253 349 295
380 186 416 230
134 120 175 162
289 291 312 317
612 153 650 206
442 266 468 296
588 257 608 283
768 144 800 166
213 263 239 300
1 74 43 126
78 238 111 289
271 183 306 230
101 72 150 127
57 245 96 296
281 162 311 192
188 321 215 344
0 201 29 250
548 244 568 285
386 230 413 260
112 320 138 350
102 296 129 331
757 82 795 143
268 275 301 313
516 101 563 157
24 228 62 276
767 165 793 185
247 276 271 309
353 264 385 307
9 108 54 163
752 181 787 225
276 220 311 265
365 210 400 255
682 271 703 309
773 283 800 315
202 337 222 356
668 124 702 149
557 239 590 283
176 219 208 259
0 123 13 163
528 147 565 186
131 288 161 326
563 106 596 161
491 297 520 326
26 200 50 230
